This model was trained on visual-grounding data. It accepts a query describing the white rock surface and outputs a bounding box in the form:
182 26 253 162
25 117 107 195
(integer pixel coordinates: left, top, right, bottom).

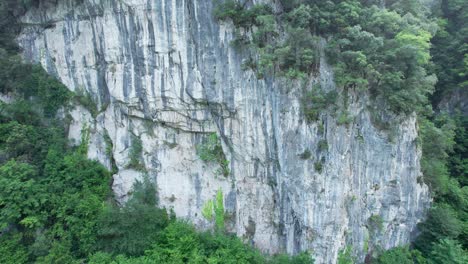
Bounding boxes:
18 0 430 262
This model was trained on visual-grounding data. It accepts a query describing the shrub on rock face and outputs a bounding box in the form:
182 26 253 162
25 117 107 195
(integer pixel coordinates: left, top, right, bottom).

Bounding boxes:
127 134 145 171
302 86 337 123
299 148 312 160
374 246 425 264
197 133 230 177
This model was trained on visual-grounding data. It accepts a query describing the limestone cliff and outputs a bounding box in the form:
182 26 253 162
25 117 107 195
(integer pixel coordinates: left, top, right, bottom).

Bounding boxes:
17 0 430 262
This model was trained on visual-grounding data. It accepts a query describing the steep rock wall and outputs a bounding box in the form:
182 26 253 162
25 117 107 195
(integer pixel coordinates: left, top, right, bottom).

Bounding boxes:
18 0 430 262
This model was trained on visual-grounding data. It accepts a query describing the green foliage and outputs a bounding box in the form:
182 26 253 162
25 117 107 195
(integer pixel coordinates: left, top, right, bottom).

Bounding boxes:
0 53 71 117
215 0 437 113
0 3 317 262
201 189 225 231
35 240 79 264
74 89 98 117
127 134 145 171
269 252 314 264
0 132 111 261
314 161 323 173
96 177 169 256
0 234 28 264
103 131 118 174
429 239 468 264
213 1 272 29
413 108 467 261
363 232 369 253
375 246 426 264
78 124 91 155
302 86 338 122
448 114 468 186
196 133 230 177
430 0 468 105
214 189 225 231
299 148 312 160
409 1 468 259
0 19 111 258
414 204 463 255
368 214 384 233
337 246 355 264
318 139 328 152
337 111 353 126
419 115 456 195
0 160 39 230
140 221 264 263
91 220 269 263
202 199 214 221
214 1 321 79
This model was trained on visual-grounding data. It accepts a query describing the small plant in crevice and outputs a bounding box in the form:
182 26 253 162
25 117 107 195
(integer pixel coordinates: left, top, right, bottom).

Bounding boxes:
78 124 90 155
244 217 256 241
201 189 225 232
317 123 325 134
314 161 323 173
337 245 355 264
337 111 353 126
196 133 229 177
74 88 98 118
103 131 118 174
299 148 312 160
213 1 322 80
302 86 338 123
318 139 328 152
143 119 155 137
368 214 384 233
363 232 369 253
126 134 145 172
202 200 214 221
163 140 178 149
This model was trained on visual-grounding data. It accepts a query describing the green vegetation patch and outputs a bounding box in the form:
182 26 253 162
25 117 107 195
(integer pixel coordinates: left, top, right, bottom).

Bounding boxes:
126 134 145 172
197 132 230 177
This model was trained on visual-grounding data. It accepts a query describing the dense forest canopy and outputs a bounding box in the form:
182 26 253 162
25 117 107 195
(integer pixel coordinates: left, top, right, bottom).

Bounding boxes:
0 0 467 263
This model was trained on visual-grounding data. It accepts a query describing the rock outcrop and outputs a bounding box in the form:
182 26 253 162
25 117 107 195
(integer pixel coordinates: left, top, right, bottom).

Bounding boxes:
18 0 430 262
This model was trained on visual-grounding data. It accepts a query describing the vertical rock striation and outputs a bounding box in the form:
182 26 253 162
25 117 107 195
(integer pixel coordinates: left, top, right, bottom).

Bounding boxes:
18 0 430 262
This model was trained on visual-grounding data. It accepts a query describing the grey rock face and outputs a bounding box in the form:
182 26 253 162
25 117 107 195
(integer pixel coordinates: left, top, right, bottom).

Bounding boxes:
18 0 430 262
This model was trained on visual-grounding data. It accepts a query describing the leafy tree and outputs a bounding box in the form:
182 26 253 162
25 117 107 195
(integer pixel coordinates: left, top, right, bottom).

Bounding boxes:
302 86 337 122
0 160 40 230
418 116 456 195
96 177 168 256
337 246 355 264
414 204 463 254
127 134 145 171
375 246 426 264
429 239 468 264
0 234 28 264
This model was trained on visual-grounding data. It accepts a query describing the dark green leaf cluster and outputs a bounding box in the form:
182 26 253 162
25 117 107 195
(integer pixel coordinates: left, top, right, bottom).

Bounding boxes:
430 0 468 106
302 85 337 122
126 134 145 171
95 177 169 256
90 220 314 263
92 180 313 263
0 51 71 117
213 1 272 29
373 1 468 261
408 1 468 259
215 0 437 114
374 246 426 264
196 133 230 177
